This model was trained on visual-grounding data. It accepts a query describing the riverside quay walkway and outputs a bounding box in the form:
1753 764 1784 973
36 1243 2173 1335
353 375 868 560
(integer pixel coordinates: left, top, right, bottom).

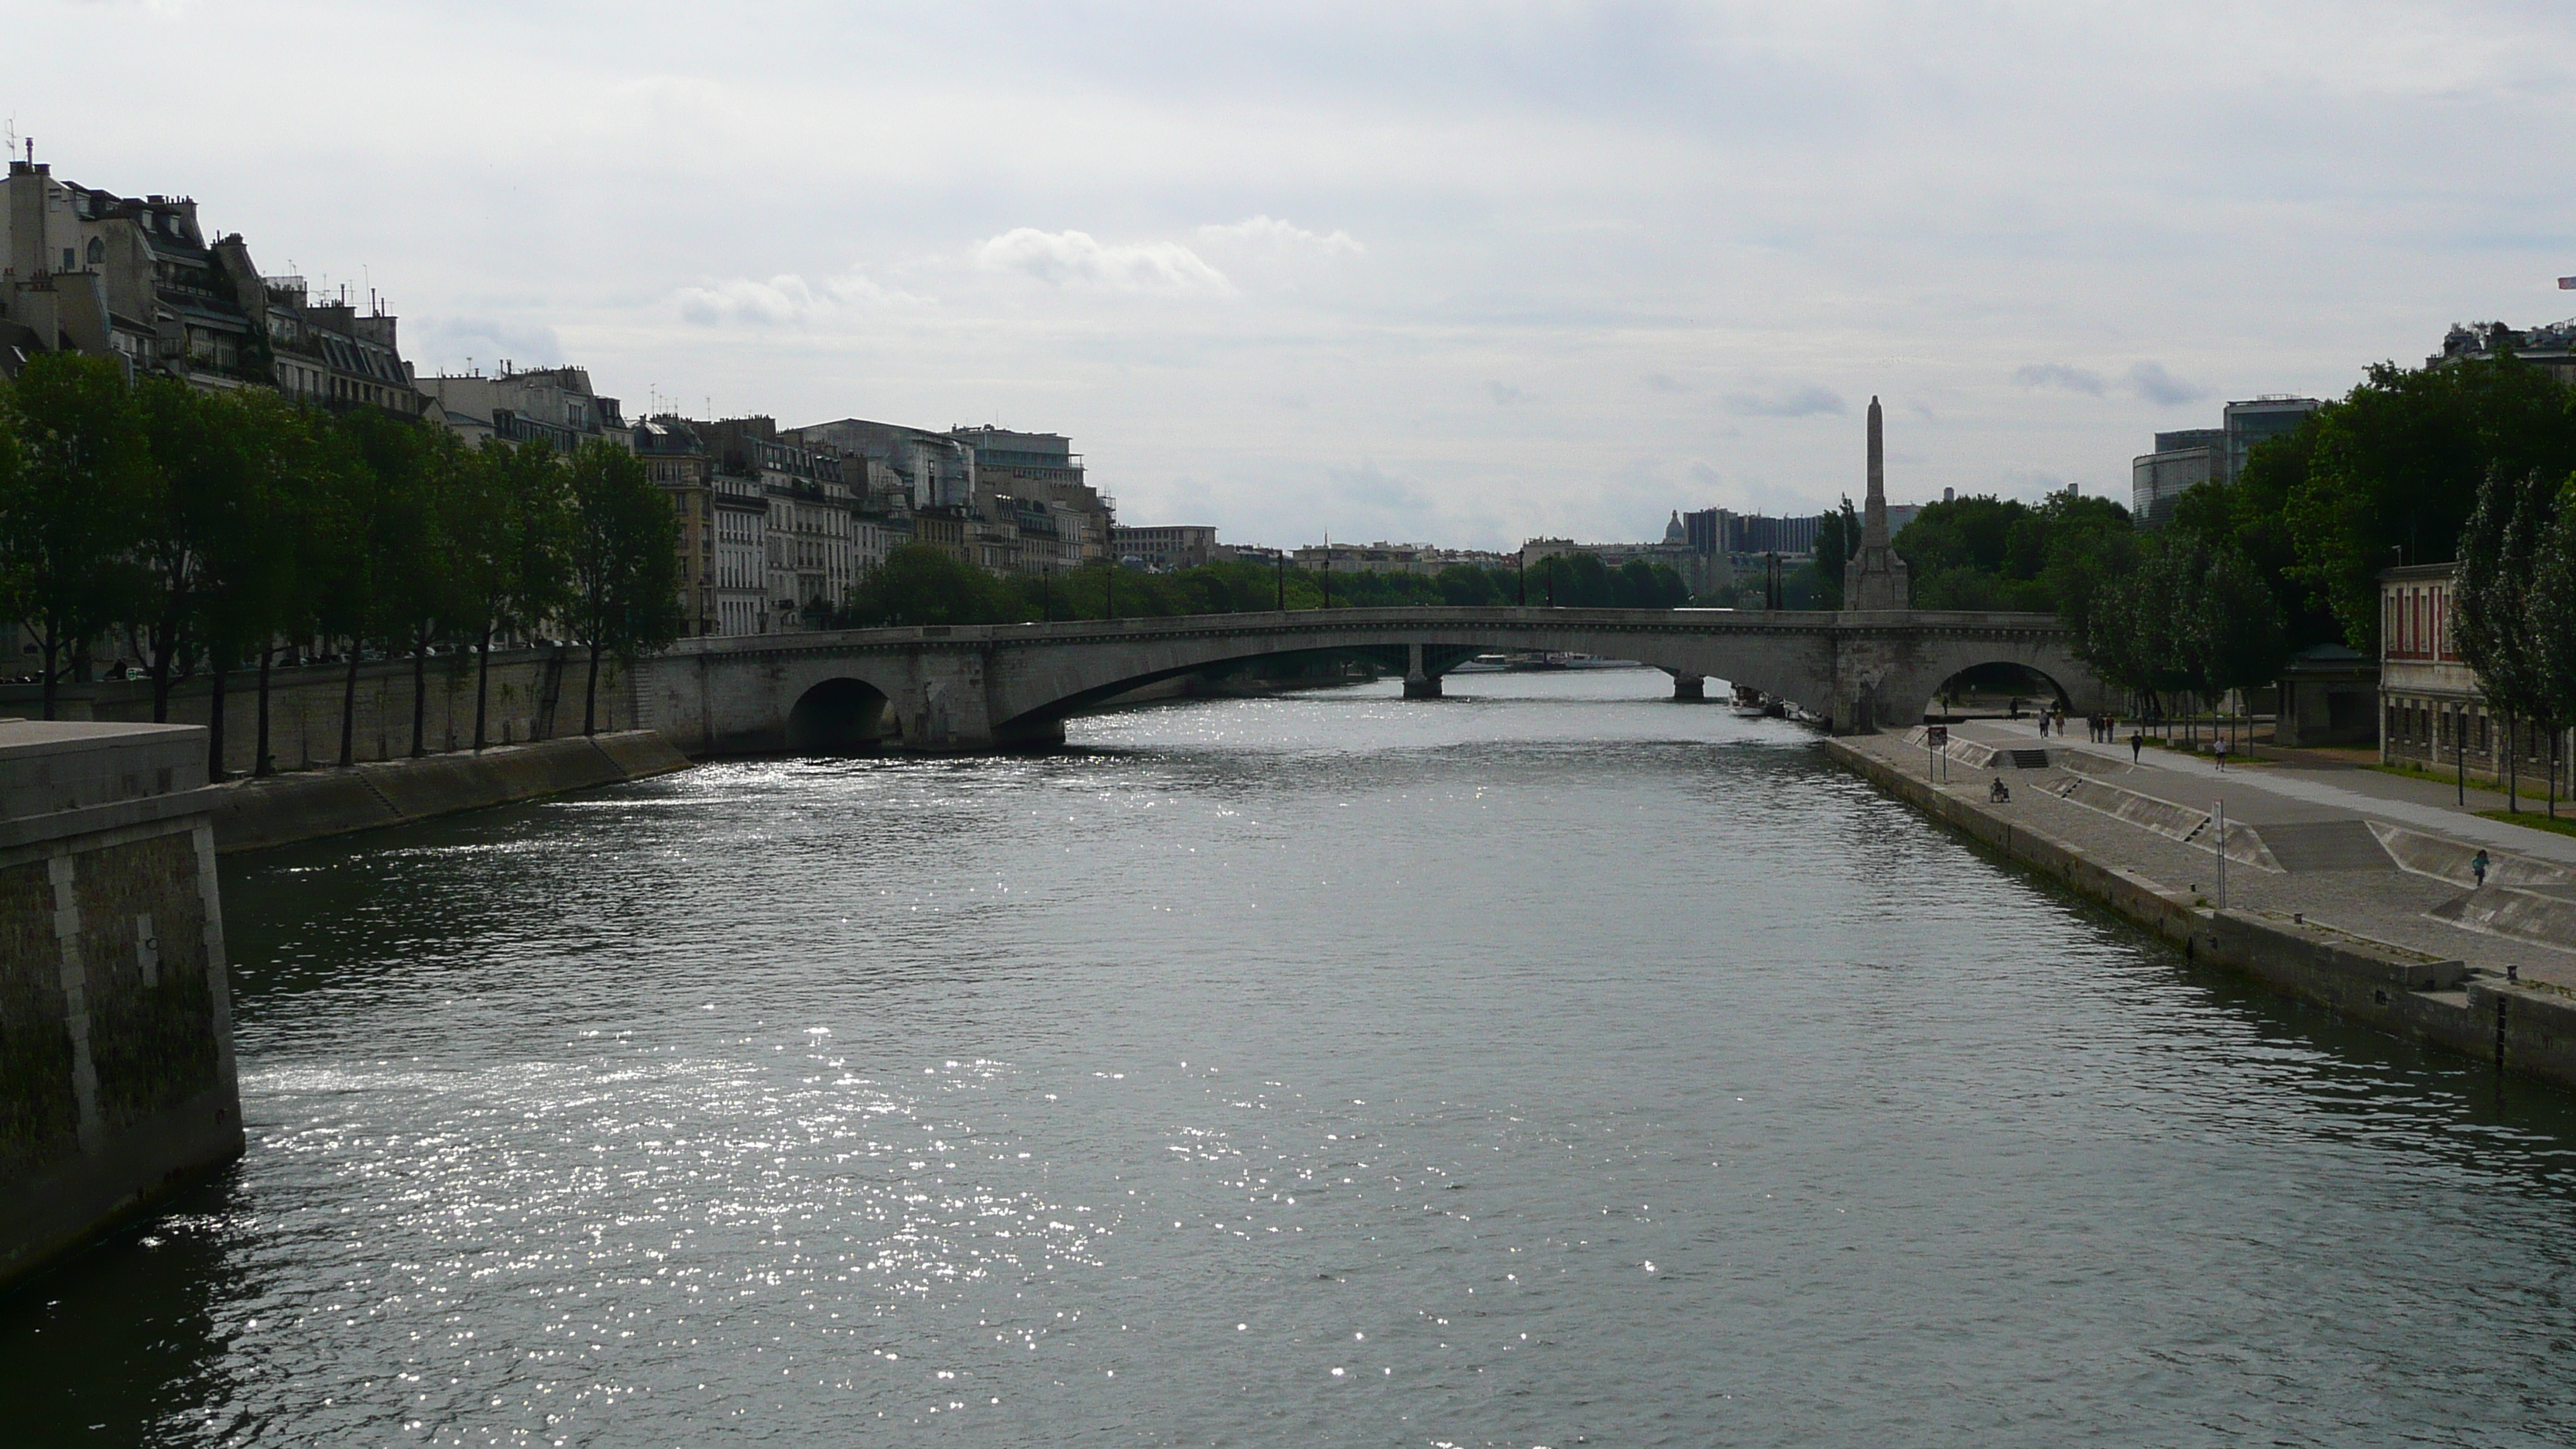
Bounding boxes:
1834 719 2576 1086
625 607 2111 754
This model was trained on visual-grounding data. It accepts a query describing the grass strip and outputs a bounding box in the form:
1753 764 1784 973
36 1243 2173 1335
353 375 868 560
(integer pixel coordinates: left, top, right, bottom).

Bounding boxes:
2476 809 2576 841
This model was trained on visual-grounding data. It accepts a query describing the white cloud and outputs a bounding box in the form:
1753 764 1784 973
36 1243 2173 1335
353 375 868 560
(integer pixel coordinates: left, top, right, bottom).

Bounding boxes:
673 270 927 327
1724 384 1845 418
972 228 1235 296
19 1 2574 543
2013 363 2108 396
2126 361 2205 406
1195 216 1364 255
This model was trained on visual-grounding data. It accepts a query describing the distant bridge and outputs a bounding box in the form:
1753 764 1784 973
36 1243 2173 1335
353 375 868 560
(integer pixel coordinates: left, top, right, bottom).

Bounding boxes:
622 607 2110 754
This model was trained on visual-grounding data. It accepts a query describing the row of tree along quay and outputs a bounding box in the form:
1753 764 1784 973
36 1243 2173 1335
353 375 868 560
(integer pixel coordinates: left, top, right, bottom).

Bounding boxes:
0 354 683 776
831 542 1693 628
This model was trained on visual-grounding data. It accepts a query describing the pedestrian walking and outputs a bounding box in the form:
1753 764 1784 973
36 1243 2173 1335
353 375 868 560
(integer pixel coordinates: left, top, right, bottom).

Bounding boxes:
2213 735 2228 771
2129 730 2143 763
2473 848 2491 889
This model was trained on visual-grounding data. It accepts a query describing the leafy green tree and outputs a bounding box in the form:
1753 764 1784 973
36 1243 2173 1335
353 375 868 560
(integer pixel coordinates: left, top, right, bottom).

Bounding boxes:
190 392 311 777
1810 496 1861 608
2289 355 2576 651
2455 466 2564 810
339 410 460 757
2194 544 2288 741
243 397 339 776
0 355 149 718
850 546 1023 625
1436 564 1502 606
2168 424 2341 656
2076 531 2197 716
567 440 683 735
452 440 574 750
2531 482 2576 811
302 419 385 766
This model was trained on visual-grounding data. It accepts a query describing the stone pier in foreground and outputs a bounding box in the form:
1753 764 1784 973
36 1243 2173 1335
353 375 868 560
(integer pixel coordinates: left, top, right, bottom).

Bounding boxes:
1 721 242 1292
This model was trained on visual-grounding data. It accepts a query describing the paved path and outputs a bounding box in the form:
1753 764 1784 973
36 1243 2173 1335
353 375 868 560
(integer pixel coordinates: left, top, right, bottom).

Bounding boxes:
1848 726 2576 989
1949 718 2576 865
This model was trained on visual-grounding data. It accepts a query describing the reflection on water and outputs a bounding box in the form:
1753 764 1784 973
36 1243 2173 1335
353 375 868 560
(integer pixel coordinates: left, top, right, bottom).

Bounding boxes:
11 671 2576 1447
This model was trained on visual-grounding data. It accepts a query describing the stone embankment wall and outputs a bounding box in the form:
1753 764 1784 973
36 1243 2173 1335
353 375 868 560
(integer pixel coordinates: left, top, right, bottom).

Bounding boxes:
2 648 635 777
207 731 692 854
1828 738 2576 1091
2 721 242 1293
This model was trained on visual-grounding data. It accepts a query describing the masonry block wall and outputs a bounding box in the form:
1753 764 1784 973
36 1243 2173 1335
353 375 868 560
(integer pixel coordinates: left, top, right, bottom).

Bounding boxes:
0 649 634 776
0 721 243 1292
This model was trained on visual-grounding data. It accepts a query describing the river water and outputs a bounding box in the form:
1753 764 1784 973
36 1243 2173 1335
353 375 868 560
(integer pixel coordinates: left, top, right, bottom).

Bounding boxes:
10 670 2576 1447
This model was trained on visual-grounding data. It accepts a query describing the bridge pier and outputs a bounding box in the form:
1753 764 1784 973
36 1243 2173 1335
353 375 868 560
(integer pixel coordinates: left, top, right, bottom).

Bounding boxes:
1671 673 1706 701
1402 643 1443 700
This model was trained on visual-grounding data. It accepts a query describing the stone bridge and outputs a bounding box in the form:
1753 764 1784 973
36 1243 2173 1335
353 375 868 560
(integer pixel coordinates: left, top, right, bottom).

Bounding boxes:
622 607 2109 754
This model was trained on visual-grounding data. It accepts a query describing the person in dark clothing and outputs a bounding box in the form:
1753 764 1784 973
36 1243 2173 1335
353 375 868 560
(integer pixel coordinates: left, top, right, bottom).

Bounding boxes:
2129 731 2144 763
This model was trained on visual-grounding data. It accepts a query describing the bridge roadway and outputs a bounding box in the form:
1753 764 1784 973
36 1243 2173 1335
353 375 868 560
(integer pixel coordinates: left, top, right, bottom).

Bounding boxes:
623 605 2111 754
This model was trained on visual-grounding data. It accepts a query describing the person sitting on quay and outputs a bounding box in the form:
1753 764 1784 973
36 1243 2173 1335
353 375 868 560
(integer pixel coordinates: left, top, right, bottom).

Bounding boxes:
1989 776 2012 803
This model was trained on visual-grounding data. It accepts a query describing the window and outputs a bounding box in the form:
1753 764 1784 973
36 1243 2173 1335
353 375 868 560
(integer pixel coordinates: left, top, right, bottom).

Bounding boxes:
86 237 104 265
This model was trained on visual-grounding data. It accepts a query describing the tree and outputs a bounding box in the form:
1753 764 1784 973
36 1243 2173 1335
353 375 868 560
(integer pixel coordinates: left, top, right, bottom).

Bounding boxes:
2532 481 2576 813
0 355 149 718
1811 496 1861 608
339 410 459 758
2076 531 2196 718
1436 564 1501 607
2288 354 2576 652
245 397 339 776
2192 544 2288 748
191 391 310 778
452 439 573 751
2455 466 2564 811
567 440 683 735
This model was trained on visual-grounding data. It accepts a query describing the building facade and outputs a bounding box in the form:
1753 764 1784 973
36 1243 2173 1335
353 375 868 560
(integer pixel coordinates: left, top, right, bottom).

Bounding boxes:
781 419 1115 577
701 419 855 629
2430 319 2576 386
2 156 429 412
1113 525 1219 571
2376 561 2567 786
633 417 716 636
418 365 626 452
2130 399 2321 526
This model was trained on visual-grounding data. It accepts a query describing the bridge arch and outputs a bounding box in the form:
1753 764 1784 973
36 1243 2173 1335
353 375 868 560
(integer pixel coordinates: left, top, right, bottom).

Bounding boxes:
981 625 1838 742
1919 659 2077 720
786 677 893 752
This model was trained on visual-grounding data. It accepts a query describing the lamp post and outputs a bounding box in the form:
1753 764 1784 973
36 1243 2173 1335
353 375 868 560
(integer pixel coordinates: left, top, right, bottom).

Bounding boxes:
2215 797 2228 910
2458 705 2468 807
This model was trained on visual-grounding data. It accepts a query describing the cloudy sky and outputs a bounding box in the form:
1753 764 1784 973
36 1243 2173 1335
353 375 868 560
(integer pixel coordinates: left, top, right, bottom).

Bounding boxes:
15 2 2573 547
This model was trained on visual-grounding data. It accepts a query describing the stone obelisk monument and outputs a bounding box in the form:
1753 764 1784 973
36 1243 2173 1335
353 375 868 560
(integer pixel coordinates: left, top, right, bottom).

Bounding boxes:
1847 396 1910 611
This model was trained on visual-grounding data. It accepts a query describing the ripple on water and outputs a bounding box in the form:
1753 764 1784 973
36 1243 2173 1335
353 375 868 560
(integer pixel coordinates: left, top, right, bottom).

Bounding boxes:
10 673 2576 1447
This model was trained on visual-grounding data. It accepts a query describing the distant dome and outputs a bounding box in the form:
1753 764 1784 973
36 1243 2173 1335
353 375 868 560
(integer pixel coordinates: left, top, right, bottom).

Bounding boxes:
1663 509 1685 543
